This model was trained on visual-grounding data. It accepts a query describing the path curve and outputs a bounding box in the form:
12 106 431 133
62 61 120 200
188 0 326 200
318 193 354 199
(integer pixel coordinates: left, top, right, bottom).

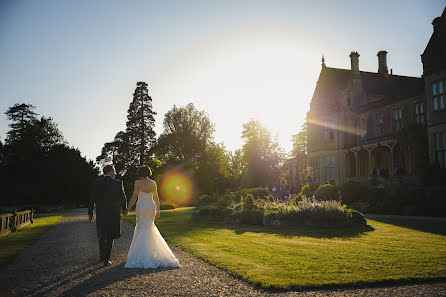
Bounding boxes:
0 209 444 296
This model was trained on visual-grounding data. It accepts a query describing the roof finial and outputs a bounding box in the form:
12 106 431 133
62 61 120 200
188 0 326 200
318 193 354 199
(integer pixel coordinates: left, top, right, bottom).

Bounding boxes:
321 55 326 67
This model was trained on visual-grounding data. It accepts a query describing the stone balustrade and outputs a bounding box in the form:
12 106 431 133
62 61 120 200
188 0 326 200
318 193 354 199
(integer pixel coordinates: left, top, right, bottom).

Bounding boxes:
0 209 34 236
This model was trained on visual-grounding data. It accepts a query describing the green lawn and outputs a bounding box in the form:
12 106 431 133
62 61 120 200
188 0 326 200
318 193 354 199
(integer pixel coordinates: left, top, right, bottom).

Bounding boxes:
0 216 63 269
122 208 446 290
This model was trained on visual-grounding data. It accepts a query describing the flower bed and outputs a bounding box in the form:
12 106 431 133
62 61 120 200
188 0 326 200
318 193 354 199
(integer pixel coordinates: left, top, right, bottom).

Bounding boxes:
194 194 366 227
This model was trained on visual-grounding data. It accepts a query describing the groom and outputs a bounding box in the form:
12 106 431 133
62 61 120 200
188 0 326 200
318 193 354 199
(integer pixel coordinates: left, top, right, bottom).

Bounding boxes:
88 164 127 266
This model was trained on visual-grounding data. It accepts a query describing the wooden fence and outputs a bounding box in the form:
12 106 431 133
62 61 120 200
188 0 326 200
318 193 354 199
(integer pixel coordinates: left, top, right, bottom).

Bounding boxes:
0 210 34 236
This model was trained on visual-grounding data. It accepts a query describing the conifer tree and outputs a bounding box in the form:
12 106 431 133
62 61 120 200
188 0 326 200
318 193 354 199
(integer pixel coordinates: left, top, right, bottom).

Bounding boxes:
5 103 38 143
126 82 157 165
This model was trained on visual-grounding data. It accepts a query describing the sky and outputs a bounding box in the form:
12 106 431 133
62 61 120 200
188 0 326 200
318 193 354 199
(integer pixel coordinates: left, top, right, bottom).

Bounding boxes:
0 0 444 161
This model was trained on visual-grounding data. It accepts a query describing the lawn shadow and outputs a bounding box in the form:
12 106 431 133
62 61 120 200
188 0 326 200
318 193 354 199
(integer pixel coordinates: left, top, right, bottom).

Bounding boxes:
222 222 375 239
366 216 446 236
166 214 376 239
267 276 446 293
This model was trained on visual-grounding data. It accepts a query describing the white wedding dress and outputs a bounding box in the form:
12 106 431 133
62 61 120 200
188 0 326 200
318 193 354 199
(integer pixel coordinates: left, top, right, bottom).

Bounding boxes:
125 191 179 268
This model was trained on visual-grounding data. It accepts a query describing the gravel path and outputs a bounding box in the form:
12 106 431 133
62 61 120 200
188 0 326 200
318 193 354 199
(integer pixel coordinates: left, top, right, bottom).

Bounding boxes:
0 208 444 297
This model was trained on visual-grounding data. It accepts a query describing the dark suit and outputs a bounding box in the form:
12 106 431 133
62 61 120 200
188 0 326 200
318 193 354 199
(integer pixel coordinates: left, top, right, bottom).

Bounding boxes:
88 175 127 262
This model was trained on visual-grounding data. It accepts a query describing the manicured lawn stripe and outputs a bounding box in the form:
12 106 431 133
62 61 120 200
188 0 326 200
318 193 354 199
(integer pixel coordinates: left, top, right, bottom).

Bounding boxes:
122 208 446 289
0 216 63 269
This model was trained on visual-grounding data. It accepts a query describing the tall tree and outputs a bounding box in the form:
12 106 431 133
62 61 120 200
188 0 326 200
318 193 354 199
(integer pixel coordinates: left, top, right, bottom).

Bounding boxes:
197 142 230 194
291 122 307 156
96 131 130 174
27 117 65 153
0 140 4 166
241 119 283 187
1 104 97 206
5 103 64 160
228 149 245 189
126 82 157 165
290 122 308 192
155 103 215 162
5 103 38 144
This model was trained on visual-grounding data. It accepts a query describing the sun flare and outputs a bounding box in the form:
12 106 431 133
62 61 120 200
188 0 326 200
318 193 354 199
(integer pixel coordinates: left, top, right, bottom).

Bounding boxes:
159 170 194 206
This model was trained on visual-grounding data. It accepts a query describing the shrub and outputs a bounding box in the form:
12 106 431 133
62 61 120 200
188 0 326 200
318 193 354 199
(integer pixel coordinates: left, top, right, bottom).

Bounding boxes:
314 184 341 201
197 205 221 217
160 202 175 210
347 209 367 225
254 198 266 209
289 193 303 206
243 194 255 211
338 182 375 204
198 194 217 205
266 194 275 203
349 201 370 213
264 204 304 223
301 184 320 198
297 197 365 226
218 193 234 207
231 210 242 220
240 208 264 225
234 188 269 201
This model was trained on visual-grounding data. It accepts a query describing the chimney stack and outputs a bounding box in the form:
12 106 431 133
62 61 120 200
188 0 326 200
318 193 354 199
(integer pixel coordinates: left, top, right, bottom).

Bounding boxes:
349 51 360 73
432 17 441 31
377 50 389 77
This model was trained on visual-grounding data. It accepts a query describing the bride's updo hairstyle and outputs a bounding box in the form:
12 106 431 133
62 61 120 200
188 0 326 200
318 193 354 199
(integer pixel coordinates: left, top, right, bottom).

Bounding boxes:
138 165 152 178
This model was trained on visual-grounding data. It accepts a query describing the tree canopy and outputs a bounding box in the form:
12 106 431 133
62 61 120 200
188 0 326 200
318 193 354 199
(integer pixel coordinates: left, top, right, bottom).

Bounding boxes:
241 119 283 187
155 103 215 162
126 82 157 165
0 103 98 207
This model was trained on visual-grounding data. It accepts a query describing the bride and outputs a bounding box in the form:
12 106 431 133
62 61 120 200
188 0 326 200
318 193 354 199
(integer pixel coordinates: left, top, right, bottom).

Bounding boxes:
124 165 179 268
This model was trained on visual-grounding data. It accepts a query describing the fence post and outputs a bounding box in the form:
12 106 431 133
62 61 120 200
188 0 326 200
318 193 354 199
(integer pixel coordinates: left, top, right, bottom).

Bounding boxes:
31 209 34 223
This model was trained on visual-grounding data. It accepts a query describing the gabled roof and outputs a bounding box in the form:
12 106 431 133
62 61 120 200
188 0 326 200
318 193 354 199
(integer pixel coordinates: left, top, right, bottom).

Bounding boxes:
422 6 446 75
311 66 424 109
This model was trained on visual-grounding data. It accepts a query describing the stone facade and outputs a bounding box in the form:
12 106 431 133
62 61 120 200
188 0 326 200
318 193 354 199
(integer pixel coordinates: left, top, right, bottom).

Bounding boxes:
306 7 446 185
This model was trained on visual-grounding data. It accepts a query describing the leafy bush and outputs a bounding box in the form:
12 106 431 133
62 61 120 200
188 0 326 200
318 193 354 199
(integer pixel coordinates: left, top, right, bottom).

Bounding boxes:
297 197 365 226
195 192 366 227
243 194 255 211
198 194 217 205
266 194 275 203
314 184 341 201
264 204 305 223
234 188 269 201
338 182 375 204
198 205 222 217
349 201 370 213
301 184 320 198
240 208 264 225
347 209 367 225
218 193 234 207
289 193 303 206
160 202 175 210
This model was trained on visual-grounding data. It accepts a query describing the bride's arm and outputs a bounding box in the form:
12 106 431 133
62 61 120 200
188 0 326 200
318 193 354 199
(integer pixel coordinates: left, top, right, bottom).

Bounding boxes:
153 181 160 219
125 181 139 214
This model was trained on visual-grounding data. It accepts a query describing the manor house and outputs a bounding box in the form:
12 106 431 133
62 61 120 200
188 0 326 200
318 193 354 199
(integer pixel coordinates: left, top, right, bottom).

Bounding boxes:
306 7 446 184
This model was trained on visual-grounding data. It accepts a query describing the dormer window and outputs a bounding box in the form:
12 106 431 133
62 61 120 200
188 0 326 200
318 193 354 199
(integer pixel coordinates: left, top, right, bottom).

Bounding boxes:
433 81 445 111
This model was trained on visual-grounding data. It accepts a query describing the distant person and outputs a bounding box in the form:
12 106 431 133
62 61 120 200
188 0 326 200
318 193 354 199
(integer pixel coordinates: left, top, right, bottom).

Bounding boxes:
123 165 179 269
88 164 127 266
272 186 277 194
